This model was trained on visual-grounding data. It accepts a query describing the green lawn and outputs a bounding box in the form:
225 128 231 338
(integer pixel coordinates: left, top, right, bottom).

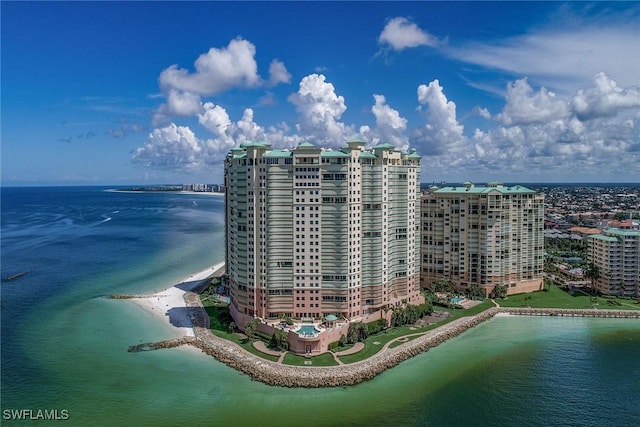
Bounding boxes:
282 352 338 366
198 284 640 368
200 297 281 362
339 300 495 364
498 285 640 310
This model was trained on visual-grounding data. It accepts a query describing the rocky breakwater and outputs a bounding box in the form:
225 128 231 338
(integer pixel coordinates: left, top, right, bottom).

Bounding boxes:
128 337 196 352
500 307 640 318
110 294 159 299
188 307 502 388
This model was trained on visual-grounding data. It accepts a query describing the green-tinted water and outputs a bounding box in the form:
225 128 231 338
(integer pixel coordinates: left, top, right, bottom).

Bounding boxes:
2 188 639 426
11 302 640 426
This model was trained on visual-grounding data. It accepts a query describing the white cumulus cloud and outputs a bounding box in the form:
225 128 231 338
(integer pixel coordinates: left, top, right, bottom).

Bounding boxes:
470 74 640 181
268 59 292 87
159 38 261 96
155 38 290 121
288 73 354 147
571 72 640 120
379 17 439 50
496 78 570 125
367 94 408 149
131 124 203 171
412 79 466 156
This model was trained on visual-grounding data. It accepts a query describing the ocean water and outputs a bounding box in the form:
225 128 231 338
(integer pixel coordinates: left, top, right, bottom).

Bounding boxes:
1 186 639 426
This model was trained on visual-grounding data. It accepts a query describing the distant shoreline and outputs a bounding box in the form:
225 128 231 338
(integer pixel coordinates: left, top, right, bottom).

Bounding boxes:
107 189 224 196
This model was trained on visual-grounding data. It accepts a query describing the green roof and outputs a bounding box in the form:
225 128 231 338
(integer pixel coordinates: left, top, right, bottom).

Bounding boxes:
590 234 620 242
359 151 377 159
297 142 316 148
321 150 349 157
604 228 640 237
239 141 269 148
264 150 292 158
435 185 537 195
373 143 395 149
408 152 421 159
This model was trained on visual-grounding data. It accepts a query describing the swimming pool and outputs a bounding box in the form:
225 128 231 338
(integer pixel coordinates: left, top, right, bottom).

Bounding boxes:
296 324 321 337
450 297 465 304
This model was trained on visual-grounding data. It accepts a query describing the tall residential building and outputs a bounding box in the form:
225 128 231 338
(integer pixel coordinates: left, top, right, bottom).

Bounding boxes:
421 182 544 296
589 229 640 297
224 140 422 329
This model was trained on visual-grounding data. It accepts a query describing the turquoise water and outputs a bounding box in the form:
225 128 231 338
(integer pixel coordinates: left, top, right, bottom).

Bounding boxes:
297 324 321 336
450 297 464 304
2 187 639 426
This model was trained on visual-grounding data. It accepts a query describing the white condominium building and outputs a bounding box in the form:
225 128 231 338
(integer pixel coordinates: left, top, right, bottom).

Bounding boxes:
224 140 422 327
589 229 640 297
421 182 544 296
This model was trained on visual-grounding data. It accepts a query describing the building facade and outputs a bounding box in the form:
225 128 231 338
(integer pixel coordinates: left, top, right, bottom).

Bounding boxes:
589 229 640 297
224 140 422 350
421 182 544 296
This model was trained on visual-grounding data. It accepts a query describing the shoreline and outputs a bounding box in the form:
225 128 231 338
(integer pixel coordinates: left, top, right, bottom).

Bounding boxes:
106 189 224 196
124 262 225 338
125 263 639 388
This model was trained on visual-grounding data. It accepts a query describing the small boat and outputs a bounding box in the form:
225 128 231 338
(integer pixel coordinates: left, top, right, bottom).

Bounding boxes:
3 272 27 282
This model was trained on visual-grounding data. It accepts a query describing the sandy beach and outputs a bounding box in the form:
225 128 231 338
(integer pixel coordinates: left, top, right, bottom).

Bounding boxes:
128 262 225 337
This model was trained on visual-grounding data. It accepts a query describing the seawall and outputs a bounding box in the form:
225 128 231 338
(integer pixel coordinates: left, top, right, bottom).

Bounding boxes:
155 293 640 388
498 307 640 318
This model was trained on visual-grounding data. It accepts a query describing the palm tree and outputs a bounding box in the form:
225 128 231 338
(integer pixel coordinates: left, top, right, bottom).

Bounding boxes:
243 318 260 340
584 262 600 294
467 283 483 300
617 281 626 297
493 284 508 299
432 276 456 304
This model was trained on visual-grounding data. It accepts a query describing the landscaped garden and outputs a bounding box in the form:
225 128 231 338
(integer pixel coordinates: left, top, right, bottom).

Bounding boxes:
498 284 640 310
200 285 498 365
339 300 494 363
199 281 639 367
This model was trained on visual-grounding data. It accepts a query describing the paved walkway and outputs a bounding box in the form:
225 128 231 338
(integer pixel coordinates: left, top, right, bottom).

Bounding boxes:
334 342 365 356
330 342 365 365
253 341 283 357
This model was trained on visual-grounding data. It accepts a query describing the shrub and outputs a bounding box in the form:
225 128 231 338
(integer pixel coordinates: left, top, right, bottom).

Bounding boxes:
346 322 368 344
391 301 434 327
268 328 289 351
365 318 388 335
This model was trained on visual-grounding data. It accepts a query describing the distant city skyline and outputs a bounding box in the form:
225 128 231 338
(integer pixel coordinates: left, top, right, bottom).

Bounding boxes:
2 2 639 186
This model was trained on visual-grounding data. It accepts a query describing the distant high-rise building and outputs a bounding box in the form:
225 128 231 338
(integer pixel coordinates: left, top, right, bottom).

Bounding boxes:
420 182 545 296
589 229 640 297
224 140 422 351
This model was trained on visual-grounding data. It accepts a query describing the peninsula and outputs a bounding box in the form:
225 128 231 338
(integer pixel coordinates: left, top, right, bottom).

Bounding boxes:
119 262 640 388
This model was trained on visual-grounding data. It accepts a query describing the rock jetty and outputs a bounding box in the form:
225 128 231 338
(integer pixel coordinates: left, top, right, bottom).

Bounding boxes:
187 308 501 388
133 294 640 388
109 294 161 299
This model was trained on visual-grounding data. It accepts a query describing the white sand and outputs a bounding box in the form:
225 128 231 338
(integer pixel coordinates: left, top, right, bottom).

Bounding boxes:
129 262 224 337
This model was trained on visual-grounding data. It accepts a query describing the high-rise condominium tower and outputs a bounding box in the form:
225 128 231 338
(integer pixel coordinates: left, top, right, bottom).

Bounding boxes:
589 229 640 297
225 140 422 328
421 182 544 296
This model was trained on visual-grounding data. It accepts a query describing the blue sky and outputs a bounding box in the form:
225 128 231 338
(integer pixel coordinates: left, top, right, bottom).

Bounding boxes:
2 1 639 185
